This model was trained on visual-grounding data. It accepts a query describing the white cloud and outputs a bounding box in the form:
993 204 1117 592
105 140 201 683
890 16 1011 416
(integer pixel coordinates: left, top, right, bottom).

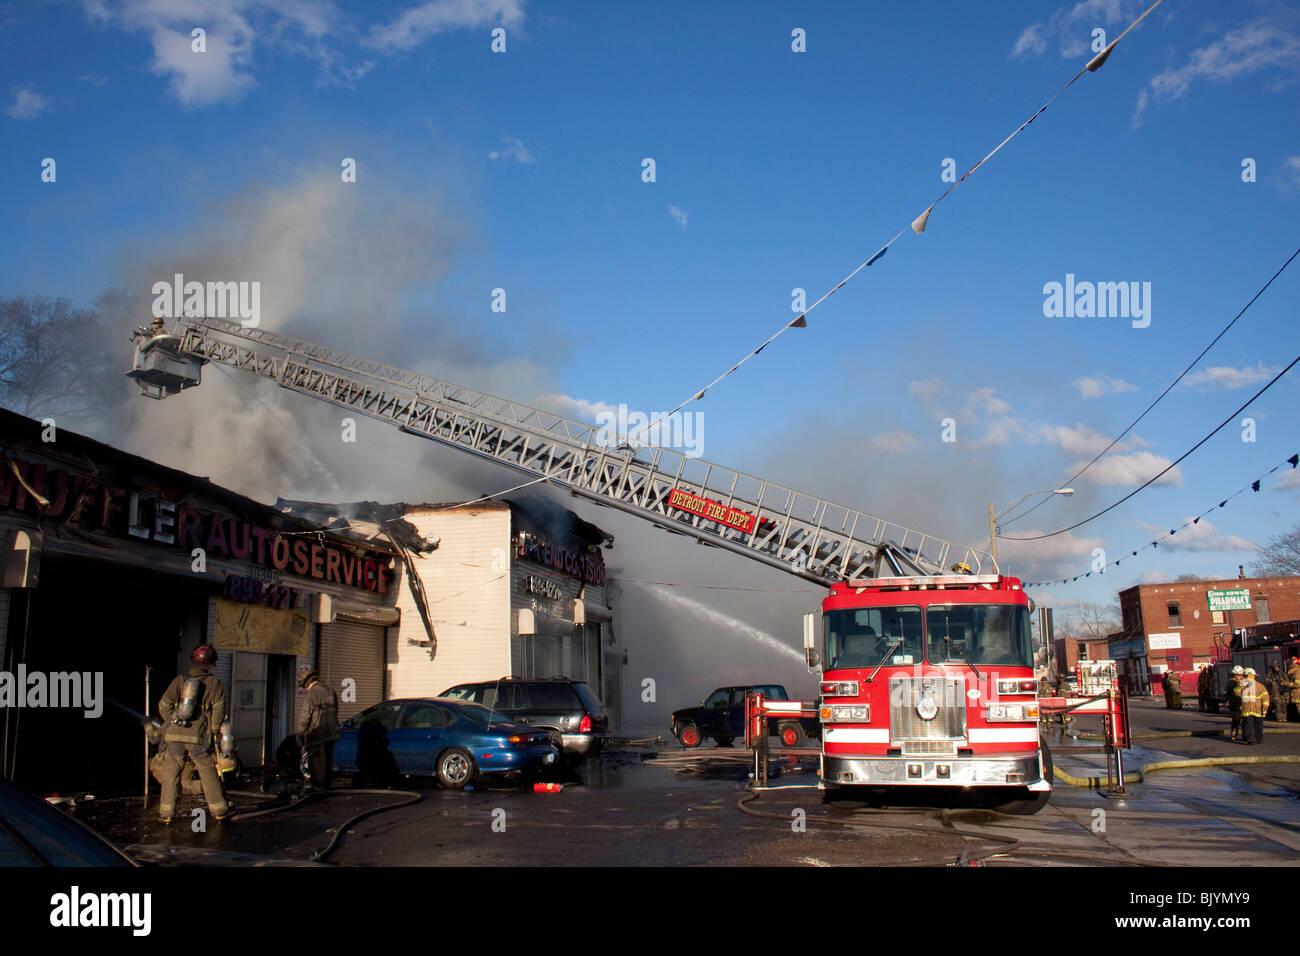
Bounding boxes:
1011 24 1046 59
5 84 52 120
1286 156 1300 189
866 429 918 454
1011 0 1146 61
1074 373 1137 400
1134 17 1300 124
488 133 536 164
1274 470 1300 492
1134 517 1255 553
906 379 1010 428
1038 422 1145 458
81 1 348 106
996 528 1107 579
1068 450 1181 488
367 0 524 52
1182 362 1278 390
668 204 688 229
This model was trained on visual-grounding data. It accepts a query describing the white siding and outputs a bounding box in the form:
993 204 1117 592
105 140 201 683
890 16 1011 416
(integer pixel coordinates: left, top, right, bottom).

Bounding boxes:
386 507 512 698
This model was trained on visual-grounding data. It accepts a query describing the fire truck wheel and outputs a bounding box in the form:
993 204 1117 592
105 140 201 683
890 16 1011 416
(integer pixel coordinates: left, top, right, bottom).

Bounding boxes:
677 722 702 748
992 742 1052 816
779 722 806 749
713 736 735 747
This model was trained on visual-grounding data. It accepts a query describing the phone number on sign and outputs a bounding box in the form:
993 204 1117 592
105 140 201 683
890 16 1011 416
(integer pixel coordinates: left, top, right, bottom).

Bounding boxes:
225 575 301 610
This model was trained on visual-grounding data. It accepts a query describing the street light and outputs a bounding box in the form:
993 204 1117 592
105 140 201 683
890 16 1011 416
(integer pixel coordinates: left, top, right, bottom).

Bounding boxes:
987 488 1074 563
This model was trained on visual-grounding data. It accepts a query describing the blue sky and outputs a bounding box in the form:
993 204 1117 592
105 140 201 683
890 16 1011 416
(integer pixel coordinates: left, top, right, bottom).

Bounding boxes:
2 0 1299 626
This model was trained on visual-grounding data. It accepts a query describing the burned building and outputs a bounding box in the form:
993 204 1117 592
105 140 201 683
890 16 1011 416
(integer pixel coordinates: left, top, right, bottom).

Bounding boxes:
0 410 401 795
279 494 624 729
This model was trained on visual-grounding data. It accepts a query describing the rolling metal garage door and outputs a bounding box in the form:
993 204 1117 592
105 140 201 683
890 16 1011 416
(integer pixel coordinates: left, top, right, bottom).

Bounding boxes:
318 620 386 721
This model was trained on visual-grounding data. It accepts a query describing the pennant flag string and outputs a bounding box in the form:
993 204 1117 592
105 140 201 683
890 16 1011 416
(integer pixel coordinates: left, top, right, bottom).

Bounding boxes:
1007 242 1300 530
1023 452 1299 588
1002 353 1300 542
617 0 1164 449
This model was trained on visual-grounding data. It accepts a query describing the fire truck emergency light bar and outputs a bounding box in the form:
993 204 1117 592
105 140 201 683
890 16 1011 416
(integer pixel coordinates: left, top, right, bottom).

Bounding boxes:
131 316 997 586
846 574 1006 590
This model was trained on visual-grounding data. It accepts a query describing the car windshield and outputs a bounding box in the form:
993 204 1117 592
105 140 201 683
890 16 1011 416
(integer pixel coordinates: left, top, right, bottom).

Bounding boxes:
451 701 516 724
824 606 924 669
925 604 1033 667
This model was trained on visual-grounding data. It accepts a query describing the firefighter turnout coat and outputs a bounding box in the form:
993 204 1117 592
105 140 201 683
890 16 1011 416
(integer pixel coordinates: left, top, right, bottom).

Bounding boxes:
159 667 226 748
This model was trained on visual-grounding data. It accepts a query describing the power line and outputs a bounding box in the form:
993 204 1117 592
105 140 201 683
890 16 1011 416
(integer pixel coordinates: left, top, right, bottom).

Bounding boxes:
1003 354 1300 542
1003 242 1300 529
1024 451 1299 588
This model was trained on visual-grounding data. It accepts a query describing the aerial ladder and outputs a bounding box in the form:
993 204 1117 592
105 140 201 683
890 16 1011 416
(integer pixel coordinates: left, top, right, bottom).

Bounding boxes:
128 316 995 586
128 316 1131 807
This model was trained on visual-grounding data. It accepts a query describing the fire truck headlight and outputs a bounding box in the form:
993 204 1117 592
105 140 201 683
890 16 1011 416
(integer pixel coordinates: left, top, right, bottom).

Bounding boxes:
987 703 1038 721
820 681 860 697
916 697 938 720
823 705 870 722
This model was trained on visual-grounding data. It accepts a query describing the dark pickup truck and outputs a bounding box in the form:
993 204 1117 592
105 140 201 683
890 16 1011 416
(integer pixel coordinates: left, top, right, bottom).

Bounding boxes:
671 684 820 748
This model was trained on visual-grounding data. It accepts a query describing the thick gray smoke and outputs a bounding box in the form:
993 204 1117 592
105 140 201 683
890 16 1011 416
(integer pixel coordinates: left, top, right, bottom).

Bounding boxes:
117 174 560 504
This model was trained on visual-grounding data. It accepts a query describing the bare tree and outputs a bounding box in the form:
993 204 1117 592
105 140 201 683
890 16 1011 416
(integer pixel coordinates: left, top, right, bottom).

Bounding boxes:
0 292 132 440
1251 524 1300 577
1058 602 1121 643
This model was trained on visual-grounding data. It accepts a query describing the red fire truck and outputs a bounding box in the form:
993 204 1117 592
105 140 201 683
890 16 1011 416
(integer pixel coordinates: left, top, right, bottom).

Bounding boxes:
813 573 1051 813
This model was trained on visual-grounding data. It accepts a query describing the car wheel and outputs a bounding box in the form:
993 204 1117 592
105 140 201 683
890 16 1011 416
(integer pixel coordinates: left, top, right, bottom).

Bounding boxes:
436 748 476 789
992 740 1052 816
677 722 702 748
714 735 735 747
779 722 806 748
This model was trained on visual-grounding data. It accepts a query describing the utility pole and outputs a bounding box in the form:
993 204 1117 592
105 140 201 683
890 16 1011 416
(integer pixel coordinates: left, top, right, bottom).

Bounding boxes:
988 502 998 563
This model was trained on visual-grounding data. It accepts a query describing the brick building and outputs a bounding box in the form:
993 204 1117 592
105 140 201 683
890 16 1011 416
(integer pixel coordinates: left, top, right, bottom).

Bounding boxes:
1100 574 1300 694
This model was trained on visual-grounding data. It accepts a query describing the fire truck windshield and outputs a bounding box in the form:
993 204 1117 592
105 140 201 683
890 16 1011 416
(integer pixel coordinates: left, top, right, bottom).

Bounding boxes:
824 604 1033 670
925 604 1033 668
824 606 923 668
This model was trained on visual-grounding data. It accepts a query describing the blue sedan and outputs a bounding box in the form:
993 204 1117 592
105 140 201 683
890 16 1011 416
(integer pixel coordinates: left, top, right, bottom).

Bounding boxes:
334 698 558 789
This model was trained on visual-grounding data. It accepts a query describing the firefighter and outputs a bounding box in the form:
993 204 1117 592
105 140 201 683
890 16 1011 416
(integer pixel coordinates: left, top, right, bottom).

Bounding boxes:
1239 668 1269 745
1284 658 1294 723
144 721 204 796
1227 666 1245 740
298 670 340 792
1266 664 1288 722
1206 663 1220 714
1165 670 1183 710
1196 666 1209 712
157 644 229 825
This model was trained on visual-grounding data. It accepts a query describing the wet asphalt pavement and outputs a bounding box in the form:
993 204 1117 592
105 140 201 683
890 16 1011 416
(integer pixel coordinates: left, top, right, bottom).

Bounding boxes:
61 703 1300 866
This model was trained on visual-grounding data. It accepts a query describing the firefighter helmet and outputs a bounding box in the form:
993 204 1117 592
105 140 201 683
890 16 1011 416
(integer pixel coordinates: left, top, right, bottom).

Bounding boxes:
191 644 218 667
298 669 319 689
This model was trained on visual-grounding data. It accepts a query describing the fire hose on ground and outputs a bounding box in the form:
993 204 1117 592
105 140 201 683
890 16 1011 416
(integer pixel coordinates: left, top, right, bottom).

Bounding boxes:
227 788 424 862
1051 754 1300 789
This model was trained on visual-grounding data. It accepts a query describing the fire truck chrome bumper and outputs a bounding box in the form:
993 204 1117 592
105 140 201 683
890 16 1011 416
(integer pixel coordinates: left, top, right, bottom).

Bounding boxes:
823 753 1044 787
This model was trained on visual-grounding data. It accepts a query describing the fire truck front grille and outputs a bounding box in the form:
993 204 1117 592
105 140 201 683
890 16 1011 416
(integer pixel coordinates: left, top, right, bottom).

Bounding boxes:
901 740 958 756
890 677 967 742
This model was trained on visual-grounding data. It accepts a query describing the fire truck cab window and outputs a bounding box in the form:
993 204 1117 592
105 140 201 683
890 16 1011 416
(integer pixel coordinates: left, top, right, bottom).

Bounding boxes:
925 605 1032 667
824 607 923 668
